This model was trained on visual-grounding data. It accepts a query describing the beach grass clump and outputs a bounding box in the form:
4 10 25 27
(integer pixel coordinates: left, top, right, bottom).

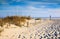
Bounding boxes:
0 19 4 27
35 18 41 20
0 16 31 27
0 27 4 36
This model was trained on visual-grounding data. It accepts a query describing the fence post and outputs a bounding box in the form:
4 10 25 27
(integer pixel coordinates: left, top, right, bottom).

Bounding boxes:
50 15 51 20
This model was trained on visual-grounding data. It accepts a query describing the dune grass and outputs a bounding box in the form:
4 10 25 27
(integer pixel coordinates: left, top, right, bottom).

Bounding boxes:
0 16 31 27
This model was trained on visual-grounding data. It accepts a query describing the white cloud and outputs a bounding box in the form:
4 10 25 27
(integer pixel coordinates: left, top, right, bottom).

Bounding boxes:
12 0 21 2
24 1 59 8
0 5 60 17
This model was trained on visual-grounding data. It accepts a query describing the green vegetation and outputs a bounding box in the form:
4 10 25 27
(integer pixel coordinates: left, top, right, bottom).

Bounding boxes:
35 18 41 20
0 16 31 27
0 27 4 36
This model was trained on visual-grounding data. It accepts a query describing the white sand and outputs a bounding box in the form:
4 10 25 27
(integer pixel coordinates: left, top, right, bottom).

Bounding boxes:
0 19 60 39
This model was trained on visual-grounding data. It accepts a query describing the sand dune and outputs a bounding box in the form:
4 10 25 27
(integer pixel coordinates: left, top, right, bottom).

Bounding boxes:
0 19 60 39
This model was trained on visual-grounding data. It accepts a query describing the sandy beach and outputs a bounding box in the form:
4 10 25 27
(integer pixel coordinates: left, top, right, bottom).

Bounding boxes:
0 19 60 39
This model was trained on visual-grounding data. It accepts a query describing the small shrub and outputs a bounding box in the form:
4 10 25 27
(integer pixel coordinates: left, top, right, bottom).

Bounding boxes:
35 18 41 20
0 16 32 27
0 28 4 36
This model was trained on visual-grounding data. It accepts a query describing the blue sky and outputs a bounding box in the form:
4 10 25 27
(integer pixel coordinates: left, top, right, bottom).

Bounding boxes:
0 0 60 17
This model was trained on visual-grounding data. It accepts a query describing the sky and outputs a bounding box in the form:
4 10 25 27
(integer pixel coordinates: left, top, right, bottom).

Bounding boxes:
0 0 60 17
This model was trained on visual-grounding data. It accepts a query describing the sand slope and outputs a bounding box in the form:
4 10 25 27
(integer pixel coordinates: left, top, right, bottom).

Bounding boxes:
0 20 60 39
